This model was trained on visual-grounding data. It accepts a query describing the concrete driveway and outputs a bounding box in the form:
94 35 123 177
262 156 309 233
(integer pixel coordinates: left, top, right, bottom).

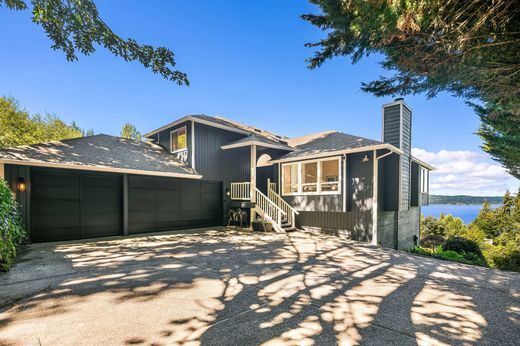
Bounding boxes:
0 228 518 346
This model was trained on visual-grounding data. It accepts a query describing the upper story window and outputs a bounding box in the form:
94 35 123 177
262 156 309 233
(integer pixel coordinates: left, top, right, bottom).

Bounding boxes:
170 126 187 153
282 157 341 196
420 167 429 193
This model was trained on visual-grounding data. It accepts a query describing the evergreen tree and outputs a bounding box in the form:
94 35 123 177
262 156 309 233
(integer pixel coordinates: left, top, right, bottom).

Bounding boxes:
471 201 499 239
120 123 141 141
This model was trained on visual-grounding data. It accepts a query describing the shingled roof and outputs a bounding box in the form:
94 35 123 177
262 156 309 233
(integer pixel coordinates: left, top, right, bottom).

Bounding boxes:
278 131 384 160
0 134 201 178
221 133 293 150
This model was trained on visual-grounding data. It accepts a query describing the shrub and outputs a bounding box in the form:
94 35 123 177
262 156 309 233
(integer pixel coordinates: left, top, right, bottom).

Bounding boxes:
0 179 26 271
420 234 445 249
483 238 520 272
442 236 483 258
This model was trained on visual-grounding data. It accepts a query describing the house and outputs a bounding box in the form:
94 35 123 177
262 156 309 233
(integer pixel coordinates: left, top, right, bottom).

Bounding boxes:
0 98 432 249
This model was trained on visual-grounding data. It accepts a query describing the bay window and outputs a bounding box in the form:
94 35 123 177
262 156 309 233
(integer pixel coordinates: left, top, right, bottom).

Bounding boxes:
282 157 341 195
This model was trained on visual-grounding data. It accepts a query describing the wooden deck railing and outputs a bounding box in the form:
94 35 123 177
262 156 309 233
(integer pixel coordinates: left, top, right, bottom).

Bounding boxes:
230 182 251 200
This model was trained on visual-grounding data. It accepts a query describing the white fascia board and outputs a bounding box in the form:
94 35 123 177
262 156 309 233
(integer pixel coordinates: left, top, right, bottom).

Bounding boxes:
269 144 402 164
0 159 203 179
144 116 250 138
411 157 435 171
221 140 292 151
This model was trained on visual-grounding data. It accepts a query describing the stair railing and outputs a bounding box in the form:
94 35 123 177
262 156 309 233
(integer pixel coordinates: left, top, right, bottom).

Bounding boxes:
267 182 299 228
254 188 286 232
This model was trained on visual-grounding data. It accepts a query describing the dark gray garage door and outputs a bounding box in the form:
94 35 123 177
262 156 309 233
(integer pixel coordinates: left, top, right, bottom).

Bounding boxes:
31 169 123 242
128 176 222 234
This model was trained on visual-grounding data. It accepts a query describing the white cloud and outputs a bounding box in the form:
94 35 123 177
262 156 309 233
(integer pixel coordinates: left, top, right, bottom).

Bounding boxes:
412 148 519 196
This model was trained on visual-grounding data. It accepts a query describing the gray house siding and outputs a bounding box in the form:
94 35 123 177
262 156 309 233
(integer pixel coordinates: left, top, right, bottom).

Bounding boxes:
152 121 193 167
193 123 250 221
383 104 401 148
274 151 374 243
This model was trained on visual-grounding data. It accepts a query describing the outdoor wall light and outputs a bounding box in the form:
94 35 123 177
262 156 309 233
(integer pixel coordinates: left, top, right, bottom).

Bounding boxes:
17 177 26 192
362 155 370 163
226 188 230 197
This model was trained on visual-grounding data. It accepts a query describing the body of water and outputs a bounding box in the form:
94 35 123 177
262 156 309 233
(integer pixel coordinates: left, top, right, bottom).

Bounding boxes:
421 204 501 224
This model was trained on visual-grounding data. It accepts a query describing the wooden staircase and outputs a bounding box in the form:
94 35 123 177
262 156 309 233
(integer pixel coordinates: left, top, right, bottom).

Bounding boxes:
230 181 299 233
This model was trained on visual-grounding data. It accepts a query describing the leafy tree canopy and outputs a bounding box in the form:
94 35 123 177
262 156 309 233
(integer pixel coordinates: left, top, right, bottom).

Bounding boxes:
120 123 141 141
303 0 520 178
1 0 188 85
0 96 83 147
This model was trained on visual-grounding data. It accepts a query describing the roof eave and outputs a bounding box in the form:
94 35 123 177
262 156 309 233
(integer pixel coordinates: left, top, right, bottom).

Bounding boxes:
268 143 402 164
411 157 435 171
0 159 203 179
144 115 250 138
221 140 293 151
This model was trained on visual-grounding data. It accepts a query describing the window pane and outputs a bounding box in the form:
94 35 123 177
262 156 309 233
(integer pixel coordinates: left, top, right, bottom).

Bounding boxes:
283 164 298 194
321 159 339 192
172 128 187 152
302 162 317 192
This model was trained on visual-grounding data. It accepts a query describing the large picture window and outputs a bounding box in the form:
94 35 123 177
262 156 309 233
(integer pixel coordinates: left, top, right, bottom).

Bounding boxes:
282 157 341 195
282 163 299 194
171 126 187 153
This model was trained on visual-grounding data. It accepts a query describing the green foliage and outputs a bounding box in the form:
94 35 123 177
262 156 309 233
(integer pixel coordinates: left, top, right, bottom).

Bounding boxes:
120 123 142 141
0 0 188 85
420 234 444 249
482 239 520 272
442 237 483 259
302 0 520 177
0 96 83 148
420 215 447 237
0 180 26 271
416 191 520 271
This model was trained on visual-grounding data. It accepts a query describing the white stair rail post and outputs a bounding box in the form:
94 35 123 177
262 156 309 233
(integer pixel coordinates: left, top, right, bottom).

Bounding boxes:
250 145 257 224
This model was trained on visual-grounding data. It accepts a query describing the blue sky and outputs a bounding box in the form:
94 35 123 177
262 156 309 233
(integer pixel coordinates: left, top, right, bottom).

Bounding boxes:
0 0 517 195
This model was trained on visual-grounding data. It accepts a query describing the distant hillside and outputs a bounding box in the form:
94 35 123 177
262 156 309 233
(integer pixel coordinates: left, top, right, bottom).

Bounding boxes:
430 195 502 205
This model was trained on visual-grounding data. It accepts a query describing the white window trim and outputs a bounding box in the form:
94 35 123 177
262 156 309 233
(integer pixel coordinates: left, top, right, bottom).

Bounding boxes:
170 126 188 154
281 156 342 196
420 167 429 193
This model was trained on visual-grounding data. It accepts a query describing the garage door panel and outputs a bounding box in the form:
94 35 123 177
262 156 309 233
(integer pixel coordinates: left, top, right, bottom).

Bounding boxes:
156 211 181 222
32 200 80 216
156 190 180 201
155 178 180 190
32 213 80 229
32 187 79 200
31 171 79 188
81 187 121 200
81 175 120 188
32 227 81 242
31 169 122 242
181 201 200 211
129 176 156 189
129 189 155 200
129 211 156 224
180 210 201 220
157 202 181 212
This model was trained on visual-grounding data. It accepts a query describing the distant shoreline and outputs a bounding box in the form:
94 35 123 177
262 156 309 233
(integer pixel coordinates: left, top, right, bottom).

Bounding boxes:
430 195 502 205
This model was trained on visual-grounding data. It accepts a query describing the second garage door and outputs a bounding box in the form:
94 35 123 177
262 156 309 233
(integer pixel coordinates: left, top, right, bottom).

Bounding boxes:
128 176 223 234
31 169 123 242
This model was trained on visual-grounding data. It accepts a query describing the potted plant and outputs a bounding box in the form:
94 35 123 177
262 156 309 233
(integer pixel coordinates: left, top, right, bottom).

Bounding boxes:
251 217 273 232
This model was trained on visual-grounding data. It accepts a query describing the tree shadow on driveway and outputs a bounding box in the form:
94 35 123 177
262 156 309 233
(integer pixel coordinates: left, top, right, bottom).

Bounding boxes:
0 228 518 345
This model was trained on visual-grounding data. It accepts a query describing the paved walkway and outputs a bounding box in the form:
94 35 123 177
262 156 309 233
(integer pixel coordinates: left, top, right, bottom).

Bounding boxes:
0 228 519 345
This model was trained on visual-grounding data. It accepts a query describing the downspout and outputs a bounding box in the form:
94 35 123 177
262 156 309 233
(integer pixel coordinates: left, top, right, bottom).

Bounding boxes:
372 149 394 246
342 154 347 213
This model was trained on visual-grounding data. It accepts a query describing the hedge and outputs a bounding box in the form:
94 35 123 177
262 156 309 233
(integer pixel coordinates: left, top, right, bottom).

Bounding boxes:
0 179 26 271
